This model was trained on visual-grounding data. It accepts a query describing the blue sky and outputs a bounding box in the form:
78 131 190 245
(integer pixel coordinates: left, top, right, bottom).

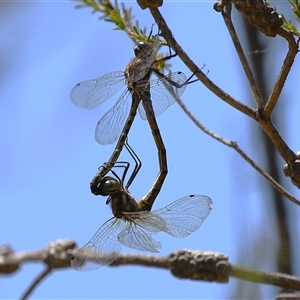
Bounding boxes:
1 1 300 299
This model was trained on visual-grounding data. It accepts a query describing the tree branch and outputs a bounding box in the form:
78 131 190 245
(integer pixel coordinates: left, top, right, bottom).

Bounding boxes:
149 4 300 188
1 241 300 293
149 7 257 120
161 81 300 206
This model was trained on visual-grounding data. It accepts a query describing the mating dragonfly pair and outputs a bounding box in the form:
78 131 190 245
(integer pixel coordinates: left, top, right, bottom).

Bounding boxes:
70 32 212 271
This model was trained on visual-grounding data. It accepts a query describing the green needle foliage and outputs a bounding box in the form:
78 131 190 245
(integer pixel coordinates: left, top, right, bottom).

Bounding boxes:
75 0 152 42
279 0 300 36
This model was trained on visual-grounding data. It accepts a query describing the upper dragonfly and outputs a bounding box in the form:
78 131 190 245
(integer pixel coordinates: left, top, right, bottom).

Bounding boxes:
71 140 212 271
71 34 183 145
71 34 197 201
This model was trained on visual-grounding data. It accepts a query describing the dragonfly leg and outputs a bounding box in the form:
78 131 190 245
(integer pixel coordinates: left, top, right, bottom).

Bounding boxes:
123 139 142 190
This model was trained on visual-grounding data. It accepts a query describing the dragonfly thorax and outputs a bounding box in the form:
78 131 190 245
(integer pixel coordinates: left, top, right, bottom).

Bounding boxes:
124 35 161 84
110 191 139 218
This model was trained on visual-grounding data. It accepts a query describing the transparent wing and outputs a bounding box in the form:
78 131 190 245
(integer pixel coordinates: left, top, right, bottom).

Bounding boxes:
138 71 188 120
118 222 161 252
71 217 126 271
152 195 213 238
122 211 168 233
119 195 212 246
70 71 126 109
95 89 132 145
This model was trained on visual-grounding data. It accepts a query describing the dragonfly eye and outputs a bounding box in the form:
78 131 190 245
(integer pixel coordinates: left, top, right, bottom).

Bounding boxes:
97 176 120 196
134 41 150 57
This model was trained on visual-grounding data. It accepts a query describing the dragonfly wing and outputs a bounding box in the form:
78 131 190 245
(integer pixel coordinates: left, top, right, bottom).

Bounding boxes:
138 72 188 120
137 103 147 120
152 195 213 238
70 71 126 109
71 217 126 271
118 222 161 253
95 89 131 145
123 211 168 233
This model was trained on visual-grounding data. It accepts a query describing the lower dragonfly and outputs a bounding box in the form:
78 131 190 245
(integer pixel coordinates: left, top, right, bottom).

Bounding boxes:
70 33 197 205
71 139 212 271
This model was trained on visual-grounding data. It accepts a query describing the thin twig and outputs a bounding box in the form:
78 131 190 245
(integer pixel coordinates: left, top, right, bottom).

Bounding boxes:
149 7 257 120
20 266 52 300
170 88 300 206
264 28 299 118
149 6 300 188
230 264 300 290
221 1 264 109
155 54 300 205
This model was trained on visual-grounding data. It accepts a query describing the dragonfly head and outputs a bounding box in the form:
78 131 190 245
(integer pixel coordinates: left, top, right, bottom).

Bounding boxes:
134 41 150 57
94 176 121 196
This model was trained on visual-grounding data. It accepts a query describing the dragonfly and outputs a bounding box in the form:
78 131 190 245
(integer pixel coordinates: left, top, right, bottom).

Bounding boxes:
71 139 212 271
70 34 197 206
